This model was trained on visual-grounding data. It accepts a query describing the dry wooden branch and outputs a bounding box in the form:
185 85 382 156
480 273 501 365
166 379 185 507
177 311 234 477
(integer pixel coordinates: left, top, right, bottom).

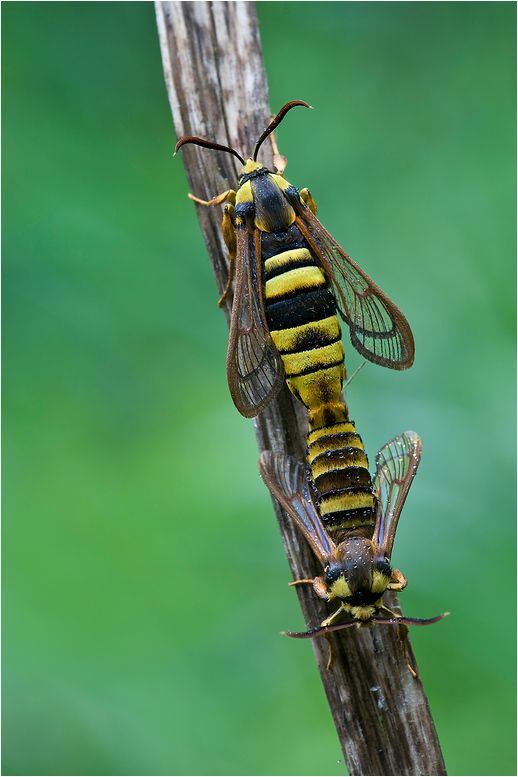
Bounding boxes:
155 3 446 774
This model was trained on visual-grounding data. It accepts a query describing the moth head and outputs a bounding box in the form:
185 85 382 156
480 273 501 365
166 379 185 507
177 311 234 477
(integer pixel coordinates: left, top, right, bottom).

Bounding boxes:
238 159 265 180
323 537 392 622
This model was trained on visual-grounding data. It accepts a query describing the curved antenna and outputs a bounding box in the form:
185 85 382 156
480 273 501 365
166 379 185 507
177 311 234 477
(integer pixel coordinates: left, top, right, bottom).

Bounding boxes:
174 136 245 165
372 613 449 626
282 621 357 639
253 100 312 161
282 612 449 638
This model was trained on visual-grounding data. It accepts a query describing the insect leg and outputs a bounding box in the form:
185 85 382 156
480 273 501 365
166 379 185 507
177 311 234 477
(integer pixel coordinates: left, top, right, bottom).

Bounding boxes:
187 189 236 207
320 602 350 671
218 202 236 307
269 130 287 176
188 189 237 306
398 623 418 677
289 576 330 601
320 602 347 628
299 188 318 215
343 360 367 389
324 634 334 671
387 567 408 591
377 604 417 676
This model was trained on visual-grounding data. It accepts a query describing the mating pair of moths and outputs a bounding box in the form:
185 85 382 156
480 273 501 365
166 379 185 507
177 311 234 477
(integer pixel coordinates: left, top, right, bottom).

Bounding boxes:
175 101 446 665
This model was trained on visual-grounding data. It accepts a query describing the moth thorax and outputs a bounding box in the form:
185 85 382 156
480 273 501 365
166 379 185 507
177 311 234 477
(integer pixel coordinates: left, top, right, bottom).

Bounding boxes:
332 537 392 603
250 173 296 233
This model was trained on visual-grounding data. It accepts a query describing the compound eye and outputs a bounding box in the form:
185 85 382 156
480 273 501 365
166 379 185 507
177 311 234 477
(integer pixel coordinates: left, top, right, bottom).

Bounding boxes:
375 558 392 578
324 564 342 586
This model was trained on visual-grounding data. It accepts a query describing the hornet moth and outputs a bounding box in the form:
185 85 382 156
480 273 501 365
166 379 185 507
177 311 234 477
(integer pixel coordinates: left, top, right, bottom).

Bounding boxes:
175 101 415 418
259 431 448 673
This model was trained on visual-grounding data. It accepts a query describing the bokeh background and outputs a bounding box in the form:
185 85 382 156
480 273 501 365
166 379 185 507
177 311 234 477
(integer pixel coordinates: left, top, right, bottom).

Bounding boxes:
3 2 516 775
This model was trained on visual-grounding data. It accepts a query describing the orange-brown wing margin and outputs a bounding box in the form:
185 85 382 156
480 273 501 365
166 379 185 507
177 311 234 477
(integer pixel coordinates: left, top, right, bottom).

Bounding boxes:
259 450 335 565
294 204 415 369
226 225 285 417
371 431 422 559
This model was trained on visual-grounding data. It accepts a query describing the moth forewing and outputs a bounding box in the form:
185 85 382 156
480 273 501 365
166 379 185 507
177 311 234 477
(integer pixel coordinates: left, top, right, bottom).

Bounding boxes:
258 451 335 564
293 206 415 370
372 431 422 558
226 225 285 417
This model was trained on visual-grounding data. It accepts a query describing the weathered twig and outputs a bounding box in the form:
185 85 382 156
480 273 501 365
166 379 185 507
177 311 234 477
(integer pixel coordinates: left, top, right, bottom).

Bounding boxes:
156 3 446 774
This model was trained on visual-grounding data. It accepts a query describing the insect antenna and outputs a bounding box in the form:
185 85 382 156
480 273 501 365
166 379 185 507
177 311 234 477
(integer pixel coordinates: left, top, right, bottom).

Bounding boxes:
253 100 312 161
282 621 357 639
282 612 449 638
174 136 245 165
372 613 450 627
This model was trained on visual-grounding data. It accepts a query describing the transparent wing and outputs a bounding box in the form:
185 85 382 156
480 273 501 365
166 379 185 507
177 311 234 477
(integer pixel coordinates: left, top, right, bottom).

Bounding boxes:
226 225 285 417
294 205 414 369
259 450 335 564
371 431 422 558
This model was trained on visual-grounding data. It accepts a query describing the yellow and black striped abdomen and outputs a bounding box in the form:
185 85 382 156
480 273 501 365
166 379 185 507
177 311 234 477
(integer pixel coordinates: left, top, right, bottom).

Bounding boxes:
307 420 376 534
263 247 345 411
261 228 375 535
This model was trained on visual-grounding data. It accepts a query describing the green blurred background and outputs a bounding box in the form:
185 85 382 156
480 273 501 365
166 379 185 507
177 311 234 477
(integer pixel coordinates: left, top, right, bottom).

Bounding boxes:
3 2 515 775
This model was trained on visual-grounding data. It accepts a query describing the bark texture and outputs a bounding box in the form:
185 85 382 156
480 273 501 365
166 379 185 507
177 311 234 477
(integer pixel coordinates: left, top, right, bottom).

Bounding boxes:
156 3 446 774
